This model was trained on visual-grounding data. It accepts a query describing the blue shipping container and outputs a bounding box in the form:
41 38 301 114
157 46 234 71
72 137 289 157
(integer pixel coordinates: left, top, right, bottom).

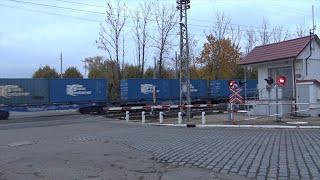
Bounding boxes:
121 79 208 102
49 79 108 104
190 80 208 99
121 79 174 102
243 80 258 98
170 79 208 99
0 79 49 106
210 80 229 98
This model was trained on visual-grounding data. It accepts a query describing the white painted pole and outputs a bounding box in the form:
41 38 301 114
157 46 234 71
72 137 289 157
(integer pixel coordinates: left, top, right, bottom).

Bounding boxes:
201 112 206 125
178 112 182 124
159 112 164 124
142 111 145 124
125 111 129 123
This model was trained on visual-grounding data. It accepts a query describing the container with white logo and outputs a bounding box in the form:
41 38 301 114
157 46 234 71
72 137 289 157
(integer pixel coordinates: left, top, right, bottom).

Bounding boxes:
0 79 49 105
49 79 107 104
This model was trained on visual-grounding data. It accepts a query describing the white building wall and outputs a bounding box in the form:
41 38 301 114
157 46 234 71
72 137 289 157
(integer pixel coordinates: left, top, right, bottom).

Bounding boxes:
296 83 320 116
297 39 320 80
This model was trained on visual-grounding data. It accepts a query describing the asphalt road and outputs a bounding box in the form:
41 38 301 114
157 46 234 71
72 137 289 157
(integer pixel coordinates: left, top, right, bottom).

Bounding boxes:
0 115 245 180
1 115 320 179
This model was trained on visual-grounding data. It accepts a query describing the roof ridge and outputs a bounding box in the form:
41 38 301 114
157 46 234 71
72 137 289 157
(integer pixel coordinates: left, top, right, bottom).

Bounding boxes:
254 34 315 49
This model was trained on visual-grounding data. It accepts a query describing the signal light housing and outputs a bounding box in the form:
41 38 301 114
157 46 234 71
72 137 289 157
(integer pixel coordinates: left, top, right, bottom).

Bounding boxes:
228 80 237 88
277 76 286 86
264 77 274 85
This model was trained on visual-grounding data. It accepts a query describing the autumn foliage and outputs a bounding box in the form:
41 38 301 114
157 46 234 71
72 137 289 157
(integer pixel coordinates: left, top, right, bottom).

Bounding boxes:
196 35 243 80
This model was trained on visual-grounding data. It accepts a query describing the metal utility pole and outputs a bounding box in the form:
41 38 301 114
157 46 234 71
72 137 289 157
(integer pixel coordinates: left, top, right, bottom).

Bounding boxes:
175 51 179 79
82 60 87 78
60 52 63 78
177 0 191 122
312 5 316 34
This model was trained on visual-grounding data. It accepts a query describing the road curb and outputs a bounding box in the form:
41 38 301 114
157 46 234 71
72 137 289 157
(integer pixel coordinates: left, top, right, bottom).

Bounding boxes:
145 123 320 129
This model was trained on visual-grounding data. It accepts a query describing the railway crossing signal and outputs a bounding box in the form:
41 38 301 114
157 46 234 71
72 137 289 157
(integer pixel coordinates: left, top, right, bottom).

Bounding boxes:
228 80 244 104
276 76 286 86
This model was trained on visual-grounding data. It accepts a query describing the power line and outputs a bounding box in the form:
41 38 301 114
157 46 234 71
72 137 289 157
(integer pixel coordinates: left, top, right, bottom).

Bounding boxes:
1 0 309 35
47 0 105 8
0 3 100 22
4 0 105 14
48 0 310 32
0 2 192 36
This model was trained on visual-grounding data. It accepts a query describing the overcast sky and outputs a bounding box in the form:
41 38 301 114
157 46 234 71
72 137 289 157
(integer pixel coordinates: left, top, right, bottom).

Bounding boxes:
0 0 319 78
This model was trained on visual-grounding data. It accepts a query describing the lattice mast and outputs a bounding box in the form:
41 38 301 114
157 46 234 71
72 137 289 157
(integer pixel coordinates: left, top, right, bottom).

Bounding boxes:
177 0 191 122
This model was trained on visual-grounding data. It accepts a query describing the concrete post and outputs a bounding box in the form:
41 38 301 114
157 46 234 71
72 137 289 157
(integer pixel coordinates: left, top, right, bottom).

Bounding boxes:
159 112 164 124
142 111 145 124
228 103 233 121
276 85 280 122
125 111 129 123
178 112 182 124
201 112 206 125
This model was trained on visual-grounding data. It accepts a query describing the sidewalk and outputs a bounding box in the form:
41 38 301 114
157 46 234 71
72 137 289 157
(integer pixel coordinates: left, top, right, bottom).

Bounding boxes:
124 112 320 128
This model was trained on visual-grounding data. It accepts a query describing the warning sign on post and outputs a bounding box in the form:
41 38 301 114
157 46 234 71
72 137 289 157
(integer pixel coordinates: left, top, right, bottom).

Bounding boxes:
229 81 244 104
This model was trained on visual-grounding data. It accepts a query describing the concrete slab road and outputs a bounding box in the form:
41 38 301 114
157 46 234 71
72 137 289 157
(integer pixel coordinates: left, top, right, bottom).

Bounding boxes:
0 115 245 180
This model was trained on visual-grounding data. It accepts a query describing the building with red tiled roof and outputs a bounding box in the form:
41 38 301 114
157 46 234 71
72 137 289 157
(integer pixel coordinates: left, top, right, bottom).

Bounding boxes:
240 35 320 117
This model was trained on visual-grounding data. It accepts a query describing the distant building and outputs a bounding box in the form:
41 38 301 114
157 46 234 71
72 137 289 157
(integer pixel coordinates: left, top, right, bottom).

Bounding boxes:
239 35 320 117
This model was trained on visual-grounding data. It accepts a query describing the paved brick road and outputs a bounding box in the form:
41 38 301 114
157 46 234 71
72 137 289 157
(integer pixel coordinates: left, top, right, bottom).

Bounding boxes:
74 124 320 179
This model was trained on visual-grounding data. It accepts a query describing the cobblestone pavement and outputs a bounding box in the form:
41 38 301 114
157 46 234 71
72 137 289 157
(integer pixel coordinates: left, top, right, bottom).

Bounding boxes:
73 123 320 179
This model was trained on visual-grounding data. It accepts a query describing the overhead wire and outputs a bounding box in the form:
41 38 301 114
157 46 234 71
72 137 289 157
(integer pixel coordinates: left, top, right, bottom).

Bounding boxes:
0 3 101 22
0 0 313 35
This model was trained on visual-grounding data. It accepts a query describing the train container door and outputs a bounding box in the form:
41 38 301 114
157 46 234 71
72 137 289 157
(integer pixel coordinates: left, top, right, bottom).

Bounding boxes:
190 80 208 99
120 80 129 101
156 79 172 101
243 80 258 98
210 80 230 100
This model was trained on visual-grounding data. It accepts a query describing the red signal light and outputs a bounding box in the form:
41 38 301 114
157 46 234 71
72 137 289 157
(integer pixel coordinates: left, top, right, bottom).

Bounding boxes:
277 76 286 86
228 80 237 88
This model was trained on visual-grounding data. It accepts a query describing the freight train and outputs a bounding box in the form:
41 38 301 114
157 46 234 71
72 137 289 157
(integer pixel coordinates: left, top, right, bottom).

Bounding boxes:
121 79 258 104
0 78 257 120
0 79 108 120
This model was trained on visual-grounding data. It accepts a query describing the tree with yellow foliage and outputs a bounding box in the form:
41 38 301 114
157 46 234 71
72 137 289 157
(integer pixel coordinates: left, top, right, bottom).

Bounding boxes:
197 34 243 80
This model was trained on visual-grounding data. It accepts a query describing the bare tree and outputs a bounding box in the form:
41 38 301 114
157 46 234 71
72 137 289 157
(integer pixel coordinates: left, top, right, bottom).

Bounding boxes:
189 35 199 65
209 12 231 79
244 28 258 54
230 25 242 48
295 24 308 37
259 18 272 45
133 1 152 77
154 4 178 78
96 0 127 98
211 12 231 40
271 25 291 43
133 9 142 74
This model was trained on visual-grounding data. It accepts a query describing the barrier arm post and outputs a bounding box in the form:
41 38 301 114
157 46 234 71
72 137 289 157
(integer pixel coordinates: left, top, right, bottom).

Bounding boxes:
126 111 129 123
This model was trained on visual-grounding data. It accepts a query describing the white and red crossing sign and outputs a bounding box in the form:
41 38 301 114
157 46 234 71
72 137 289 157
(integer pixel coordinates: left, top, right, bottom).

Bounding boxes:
229 82 244 104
